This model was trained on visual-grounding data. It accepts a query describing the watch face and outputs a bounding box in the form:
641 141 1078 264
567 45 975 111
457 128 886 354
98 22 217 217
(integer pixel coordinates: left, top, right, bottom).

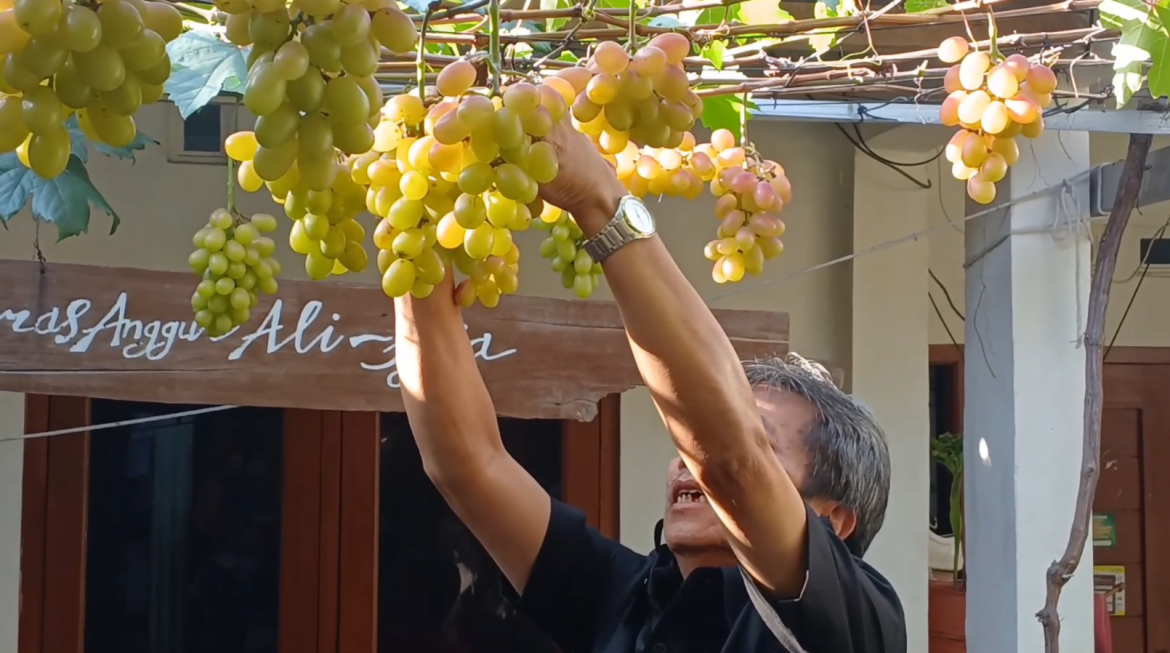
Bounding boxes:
623 198 655 234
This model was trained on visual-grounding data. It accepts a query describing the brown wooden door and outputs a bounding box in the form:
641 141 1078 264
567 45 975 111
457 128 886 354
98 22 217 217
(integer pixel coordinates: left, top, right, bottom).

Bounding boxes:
18 397 360 653
1099 364 1170 653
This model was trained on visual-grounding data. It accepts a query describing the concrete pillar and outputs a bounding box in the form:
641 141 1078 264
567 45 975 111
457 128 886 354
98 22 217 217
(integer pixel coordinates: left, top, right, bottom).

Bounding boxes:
0 392 24 653
963 130 1094 653
851 144 931 653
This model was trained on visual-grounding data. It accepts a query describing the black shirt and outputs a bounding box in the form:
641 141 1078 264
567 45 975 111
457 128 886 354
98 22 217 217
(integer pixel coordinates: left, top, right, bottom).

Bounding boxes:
511 500 907 653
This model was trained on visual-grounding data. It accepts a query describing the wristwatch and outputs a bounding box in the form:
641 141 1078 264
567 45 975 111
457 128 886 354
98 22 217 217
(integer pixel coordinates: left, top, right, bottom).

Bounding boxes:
581 195 657 264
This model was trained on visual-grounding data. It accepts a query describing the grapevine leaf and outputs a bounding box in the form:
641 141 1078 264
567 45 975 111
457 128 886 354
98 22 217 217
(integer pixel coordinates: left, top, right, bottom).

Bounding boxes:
737 0 793 24
1113 62 1145 107
648 15 682 27
700 41 726 69
905 0 948 12
1100 0 1155 28
0 154 119 239
541 0 570 31
165 30 250 119
700 94 752 142
64 116 159 162
0 154 32 223
1147 6 1170 98
557 50 579 62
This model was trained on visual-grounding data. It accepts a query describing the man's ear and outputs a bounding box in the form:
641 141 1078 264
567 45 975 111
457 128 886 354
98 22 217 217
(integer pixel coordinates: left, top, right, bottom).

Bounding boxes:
809 498 858 542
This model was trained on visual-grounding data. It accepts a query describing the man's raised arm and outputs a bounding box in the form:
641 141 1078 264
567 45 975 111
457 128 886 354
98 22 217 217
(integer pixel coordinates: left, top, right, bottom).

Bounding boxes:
393 273 550 593
539 121 809 598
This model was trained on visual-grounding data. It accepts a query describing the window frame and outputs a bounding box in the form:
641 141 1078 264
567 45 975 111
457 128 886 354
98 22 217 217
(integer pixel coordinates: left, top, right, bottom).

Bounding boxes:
163 98 243 165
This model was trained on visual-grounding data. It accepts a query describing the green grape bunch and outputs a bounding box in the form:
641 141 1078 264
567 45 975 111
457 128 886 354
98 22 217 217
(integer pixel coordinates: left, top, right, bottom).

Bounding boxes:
226 130 372 282
532 200 602 300
189 208 282 337
218 0 418 193
0 0 181 179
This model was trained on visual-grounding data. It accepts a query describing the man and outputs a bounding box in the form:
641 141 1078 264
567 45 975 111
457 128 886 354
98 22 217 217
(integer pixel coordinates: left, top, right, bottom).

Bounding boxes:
393 118 907 653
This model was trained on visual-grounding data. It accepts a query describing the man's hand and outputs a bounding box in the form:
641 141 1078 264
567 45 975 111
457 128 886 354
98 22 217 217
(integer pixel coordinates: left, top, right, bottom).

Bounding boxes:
394 266 552 596
537 119 627 237
535 117 811 597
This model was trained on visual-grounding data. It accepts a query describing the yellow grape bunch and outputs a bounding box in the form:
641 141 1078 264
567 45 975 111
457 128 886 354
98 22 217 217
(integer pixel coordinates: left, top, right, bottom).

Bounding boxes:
189 209 282 337
0 0 180 178
611 131 713 200
936 37 1057 205
358 61 570 307
701 129 789 284
565 33 703 153
227 130 372 281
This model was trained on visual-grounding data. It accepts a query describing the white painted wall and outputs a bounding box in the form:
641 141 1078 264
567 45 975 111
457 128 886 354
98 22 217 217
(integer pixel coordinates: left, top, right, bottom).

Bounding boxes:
852 148 931 653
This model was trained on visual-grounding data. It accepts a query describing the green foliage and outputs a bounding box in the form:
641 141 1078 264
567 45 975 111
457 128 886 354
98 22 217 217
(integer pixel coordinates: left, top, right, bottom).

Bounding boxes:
931 433 964 579
808 0 857 56
700 94 757 141
1101 0 1170 107
0 155 120 241
904 0 948 12
164 29 250 119
64 117 158 164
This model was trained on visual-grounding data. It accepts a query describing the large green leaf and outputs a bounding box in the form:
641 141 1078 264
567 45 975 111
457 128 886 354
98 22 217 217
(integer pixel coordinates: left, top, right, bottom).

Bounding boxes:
164 30 250 119
699 94 756 142
1148 6 1170 98
0 154 120 240
64 116 158 163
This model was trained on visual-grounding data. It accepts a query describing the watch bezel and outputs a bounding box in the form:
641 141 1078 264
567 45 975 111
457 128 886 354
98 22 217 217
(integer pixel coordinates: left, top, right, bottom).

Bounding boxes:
618 196 656 235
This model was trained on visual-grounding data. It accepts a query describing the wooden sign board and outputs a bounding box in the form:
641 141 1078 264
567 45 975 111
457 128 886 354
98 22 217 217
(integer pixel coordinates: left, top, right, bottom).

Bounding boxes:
0 260 789 421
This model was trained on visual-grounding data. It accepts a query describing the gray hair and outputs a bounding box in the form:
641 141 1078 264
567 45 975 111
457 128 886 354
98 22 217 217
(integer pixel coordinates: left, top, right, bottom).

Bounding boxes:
741 353 891 555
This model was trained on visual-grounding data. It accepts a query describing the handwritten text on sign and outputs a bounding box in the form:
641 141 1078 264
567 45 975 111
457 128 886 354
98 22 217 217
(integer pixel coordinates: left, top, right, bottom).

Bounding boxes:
0 292 517 389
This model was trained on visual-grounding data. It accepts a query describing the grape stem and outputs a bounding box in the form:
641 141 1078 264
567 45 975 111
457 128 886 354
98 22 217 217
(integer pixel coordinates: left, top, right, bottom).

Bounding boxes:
418 5 435 104
738 91 749 144
226 157 237 220
489 0 502 94
627 0 637 50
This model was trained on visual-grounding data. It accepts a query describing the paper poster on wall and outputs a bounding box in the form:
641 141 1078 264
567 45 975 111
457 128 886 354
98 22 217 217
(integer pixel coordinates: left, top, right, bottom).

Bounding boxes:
1093 513 1117 548
1094 565 1126 616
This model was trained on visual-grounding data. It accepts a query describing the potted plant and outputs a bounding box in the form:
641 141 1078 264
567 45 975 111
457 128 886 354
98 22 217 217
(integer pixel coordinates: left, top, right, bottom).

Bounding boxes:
929 433 965 653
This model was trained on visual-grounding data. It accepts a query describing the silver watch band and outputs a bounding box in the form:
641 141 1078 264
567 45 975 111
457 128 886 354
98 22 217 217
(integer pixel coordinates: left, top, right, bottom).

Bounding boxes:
581 196 653 263
582 220 633 263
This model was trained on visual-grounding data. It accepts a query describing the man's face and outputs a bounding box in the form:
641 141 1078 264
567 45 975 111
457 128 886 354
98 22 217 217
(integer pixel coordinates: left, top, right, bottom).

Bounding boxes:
662 386 816 556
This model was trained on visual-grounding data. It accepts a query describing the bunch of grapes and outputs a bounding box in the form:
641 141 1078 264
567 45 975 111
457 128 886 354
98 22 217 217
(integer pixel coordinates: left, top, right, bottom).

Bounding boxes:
215 0 416 255
564 33 703 151
0 0 180 178
363 62 568 307
936 37 1057 204
532 200 603 299
611 132 713 200
701 129 789 284
226 131 371 280
189 208 281 337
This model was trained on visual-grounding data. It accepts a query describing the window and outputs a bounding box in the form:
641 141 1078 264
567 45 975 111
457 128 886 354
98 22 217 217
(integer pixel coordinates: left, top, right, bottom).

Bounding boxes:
84 401 284 653
165 100 240 164
928 348 963 537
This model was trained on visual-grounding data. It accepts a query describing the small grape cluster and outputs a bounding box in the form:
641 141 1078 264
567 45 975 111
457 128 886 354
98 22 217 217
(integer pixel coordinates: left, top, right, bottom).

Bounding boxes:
565 33 702 152
220 0 416 193
533 201 602 299
612 132 714 200
189 209 281 338
701 129 789 284
226 131 371 281
0 0 179 178
936 37 1056 205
